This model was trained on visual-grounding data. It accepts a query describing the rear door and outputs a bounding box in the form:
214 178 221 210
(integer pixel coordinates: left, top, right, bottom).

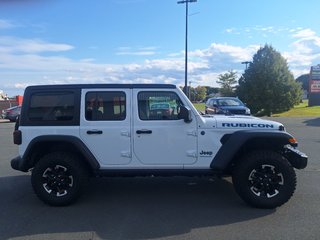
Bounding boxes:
79 89 131 167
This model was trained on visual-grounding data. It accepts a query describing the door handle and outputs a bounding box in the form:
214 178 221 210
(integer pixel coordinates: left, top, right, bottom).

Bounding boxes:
87 130 103 135
136 129 152 134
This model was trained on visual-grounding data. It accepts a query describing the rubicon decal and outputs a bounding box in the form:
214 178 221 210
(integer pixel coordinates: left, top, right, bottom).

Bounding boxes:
222 123 274 128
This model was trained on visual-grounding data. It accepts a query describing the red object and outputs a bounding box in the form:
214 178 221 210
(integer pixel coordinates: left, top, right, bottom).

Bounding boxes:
16 95 23 105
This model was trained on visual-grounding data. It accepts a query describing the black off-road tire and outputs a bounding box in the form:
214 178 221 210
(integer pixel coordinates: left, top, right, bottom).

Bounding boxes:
31 152 88 206
232 150 296 209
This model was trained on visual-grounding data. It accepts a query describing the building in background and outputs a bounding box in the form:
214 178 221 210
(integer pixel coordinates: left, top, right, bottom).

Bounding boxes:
0 90 23 117
309 64 320 106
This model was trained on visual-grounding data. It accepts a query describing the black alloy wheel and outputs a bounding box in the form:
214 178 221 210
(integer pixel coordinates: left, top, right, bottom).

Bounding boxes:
248 164 284 199
31 152 88 206
232 150 296 209
42 164 74 197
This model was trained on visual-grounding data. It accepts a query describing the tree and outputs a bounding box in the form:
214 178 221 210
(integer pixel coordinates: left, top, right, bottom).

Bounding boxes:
194 86 207 102
217 70 238 96
204 86 219 96
190 86 207 102
296 74 309 92
237 44 302 116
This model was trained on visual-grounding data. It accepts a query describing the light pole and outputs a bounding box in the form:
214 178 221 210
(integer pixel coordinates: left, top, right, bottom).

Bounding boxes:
241 61 251 70
177 0 197 98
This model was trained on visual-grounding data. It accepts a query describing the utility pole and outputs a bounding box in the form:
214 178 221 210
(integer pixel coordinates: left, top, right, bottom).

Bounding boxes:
177 0 197 98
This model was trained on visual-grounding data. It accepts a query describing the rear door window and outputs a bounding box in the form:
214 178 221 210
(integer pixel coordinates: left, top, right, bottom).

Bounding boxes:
85 91 126 121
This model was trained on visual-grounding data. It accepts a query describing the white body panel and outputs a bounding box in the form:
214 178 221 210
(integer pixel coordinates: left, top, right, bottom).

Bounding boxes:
18 85 285 170
79 89 132 167
18 126 80 157
132 89 198 168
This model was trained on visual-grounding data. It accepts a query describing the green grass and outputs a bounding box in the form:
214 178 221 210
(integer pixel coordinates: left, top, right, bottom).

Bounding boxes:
272 100 320 117
193 103 205 112
193 100 320 117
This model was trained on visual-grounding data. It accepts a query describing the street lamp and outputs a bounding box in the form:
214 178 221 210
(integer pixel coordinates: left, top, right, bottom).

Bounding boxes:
241 61 251 70
177 0 197 98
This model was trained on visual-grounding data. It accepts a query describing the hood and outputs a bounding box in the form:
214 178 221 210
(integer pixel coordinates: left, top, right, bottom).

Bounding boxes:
200 114 284 131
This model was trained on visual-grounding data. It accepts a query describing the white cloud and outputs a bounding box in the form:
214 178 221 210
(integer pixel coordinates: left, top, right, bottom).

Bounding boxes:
292 28 316 38
0 39 269 96
14 83 28 89
2 27 320 96
284 28 320 71
139 46 158 51
224 28 235 33
0 19 15 29
116 46 158 56
167 51 183 57
144 59 184 71
116 51 156 56
0 36 74 53
224 26 287 37
188 43 259 73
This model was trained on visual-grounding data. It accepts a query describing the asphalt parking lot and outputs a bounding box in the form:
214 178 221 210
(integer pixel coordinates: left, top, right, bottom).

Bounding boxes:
0 117 319 240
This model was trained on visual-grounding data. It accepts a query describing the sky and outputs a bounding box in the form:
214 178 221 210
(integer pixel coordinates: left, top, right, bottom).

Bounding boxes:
0 0 320 96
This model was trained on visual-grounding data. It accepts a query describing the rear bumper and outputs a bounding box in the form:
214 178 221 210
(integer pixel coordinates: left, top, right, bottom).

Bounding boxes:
11 156 29 172
285 146 308 169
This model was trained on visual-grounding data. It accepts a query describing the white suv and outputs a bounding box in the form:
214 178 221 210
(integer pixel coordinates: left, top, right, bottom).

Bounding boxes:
11 84 307 208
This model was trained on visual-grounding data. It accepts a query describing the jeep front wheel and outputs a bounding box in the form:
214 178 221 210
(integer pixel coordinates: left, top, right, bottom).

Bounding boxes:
31 152 88 206
232 150 296 209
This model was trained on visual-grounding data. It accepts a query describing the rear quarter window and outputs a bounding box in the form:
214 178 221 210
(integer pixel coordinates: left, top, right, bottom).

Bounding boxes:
21 89 80 126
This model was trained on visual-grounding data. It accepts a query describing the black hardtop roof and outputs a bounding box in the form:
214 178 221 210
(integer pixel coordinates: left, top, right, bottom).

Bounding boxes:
25 83 176 91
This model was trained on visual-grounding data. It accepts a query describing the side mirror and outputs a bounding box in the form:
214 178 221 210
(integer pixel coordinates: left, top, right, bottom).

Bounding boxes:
179 106 192 123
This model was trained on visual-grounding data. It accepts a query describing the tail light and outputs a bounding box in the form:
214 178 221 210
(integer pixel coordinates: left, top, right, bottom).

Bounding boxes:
13 130 22 145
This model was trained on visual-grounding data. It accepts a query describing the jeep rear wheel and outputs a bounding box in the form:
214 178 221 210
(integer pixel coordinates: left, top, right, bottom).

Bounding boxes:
31 152 88 206
232 150 296 209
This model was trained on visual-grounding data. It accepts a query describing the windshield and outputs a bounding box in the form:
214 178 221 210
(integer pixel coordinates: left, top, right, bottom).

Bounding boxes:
217 99 242 106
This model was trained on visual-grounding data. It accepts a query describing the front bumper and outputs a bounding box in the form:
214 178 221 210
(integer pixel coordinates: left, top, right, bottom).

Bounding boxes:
285 146 308 169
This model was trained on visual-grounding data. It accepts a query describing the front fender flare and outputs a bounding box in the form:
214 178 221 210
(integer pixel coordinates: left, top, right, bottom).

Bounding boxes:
210 130 295 171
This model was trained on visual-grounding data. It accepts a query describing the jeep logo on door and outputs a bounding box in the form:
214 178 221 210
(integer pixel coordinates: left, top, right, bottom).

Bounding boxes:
200 150 213 157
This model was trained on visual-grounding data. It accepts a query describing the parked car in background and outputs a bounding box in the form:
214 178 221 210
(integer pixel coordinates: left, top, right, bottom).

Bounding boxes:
150 102 173 119
205 97 250 115
3 105 21 122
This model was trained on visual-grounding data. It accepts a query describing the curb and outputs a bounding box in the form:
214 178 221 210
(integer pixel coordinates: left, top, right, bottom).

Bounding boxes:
0 119 10 123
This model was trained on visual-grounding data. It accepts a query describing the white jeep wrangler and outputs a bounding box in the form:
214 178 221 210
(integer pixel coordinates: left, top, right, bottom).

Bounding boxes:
11 84 307 208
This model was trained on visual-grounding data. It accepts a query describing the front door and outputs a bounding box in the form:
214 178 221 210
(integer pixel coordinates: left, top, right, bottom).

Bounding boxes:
80 89 131 167
133 90 198 167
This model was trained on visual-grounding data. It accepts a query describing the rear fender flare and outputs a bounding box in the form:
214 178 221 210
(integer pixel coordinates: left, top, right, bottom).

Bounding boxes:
21 135 100 171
